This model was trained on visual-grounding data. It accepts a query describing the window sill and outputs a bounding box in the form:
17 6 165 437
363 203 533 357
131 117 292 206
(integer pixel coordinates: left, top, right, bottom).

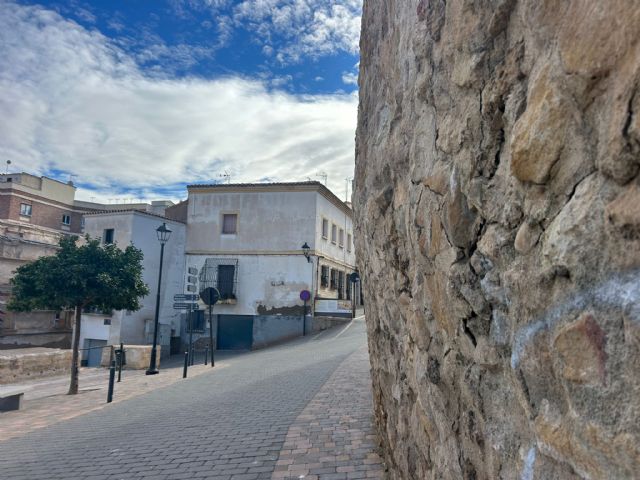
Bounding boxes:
218 298 237 305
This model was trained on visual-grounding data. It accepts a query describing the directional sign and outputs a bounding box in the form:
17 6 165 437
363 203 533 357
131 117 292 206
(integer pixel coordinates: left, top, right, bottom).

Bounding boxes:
187 275 198 284
188 266 198 275
174 293 199 301
173 302 198 310
186 284 198 293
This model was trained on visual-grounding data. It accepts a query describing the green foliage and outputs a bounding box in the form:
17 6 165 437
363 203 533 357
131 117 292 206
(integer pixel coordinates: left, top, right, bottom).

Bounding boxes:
8 236 150 312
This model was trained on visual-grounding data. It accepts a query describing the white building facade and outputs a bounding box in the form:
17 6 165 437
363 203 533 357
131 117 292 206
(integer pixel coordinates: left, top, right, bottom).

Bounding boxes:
185 182 357 350
80 210 186 365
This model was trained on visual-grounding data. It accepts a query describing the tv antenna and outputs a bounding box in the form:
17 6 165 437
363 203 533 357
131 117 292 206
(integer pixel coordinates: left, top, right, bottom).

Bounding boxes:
220 171 231 184
316 171 327 186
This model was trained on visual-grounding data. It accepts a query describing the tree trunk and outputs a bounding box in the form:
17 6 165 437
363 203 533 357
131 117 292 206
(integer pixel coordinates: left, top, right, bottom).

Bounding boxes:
68 305 82 395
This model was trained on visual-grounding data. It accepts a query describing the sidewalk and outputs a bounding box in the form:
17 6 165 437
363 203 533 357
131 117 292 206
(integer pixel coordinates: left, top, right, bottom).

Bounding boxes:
272 346 386 479
0 355 229 442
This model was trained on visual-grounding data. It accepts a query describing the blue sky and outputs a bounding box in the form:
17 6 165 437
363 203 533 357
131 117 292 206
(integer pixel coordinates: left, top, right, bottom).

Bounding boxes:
0 0 361 201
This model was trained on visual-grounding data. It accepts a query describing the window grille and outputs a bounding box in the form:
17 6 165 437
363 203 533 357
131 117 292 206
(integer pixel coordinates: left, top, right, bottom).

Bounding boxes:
320 266 329 288
188 310 206 332
199 258 239 300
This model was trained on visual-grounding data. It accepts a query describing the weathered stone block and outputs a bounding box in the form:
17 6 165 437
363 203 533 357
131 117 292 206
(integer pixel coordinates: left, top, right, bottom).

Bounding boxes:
355 1 640 478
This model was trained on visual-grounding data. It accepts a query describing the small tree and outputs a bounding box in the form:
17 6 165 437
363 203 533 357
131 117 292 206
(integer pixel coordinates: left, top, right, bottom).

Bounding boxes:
8 236 149 394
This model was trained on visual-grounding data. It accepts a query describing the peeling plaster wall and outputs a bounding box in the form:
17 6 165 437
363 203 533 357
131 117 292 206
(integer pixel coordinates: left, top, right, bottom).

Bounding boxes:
186 254 313 317
354 1 640 479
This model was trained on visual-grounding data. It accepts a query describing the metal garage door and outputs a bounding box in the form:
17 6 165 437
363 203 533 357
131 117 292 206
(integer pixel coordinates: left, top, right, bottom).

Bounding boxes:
217 315 253 350
85 339 107 367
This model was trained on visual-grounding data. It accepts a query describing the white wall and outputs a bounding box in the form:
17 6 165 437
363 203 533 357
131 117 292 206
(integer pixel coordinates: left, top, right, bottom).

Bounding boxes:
83 212 186 346
187 189 317 254
315 194 356 268
186 254 314 316
78 314 110 349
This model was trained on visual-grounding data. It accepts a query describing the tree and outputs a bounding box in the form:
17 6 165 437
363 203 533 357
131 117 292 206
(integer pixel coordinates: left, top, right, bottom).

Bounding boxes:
8 236 149 394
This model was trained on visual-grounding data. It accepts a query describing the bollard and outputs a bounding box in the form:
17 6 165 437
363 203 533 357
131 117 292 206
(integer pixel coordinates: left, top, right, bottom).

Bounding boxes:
211 346 215 367
117 342 123 383
107 360 116 403
183 351 189 378
204 347 208 365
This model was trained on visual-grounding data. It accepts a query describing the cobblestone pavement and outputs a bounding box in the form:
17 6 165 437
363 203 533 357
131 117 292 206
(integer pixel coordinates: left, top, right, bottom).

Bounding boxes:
0 319 383 480
272 346 384 480
0 355 228 441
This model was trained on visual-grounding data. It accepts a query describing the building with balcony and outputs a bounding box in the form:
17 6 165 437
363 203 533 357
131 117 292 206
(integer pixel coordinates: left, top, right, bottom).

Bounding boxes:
184 181 358 351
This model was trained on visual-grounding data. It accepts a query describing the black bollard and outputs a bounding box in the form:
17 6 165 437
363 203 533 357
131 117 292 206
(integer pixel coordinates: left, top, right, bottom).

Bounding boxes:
204 347 208 365
117 342 123 383
183 351 188 378
211 346 215 367
107 360 116 403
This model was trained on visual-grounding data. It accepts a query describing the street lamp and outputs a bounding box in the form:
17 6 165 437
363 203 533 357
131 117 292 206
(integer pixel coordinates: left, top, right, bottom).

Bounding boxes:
301 242 311 263
146 222 172 375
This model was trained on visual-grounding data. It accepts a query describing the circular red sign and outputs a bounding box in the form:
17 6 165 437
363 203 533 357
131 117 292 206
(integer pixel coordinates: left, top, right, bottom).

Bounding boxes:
300 290 311 301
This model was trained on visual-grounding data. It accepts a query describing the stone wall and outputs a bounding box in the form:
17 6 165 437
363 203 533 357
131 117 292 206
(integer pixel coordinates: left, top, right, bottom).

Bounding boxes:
0 348 71 384
354 1 640 479
100 345 159 369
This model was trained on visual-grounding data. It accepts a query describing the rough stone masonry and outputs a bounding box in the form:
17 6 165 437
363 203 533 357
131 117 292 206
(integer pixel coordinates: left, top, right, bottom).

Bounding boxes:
353 1 640 479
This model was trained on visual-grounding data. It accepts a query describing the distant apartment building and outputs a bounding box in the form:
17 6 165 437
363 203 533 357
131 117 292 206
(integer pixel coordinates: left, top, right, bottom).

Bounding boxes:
0 171 176 349
0 173 83 348
80 210 186 365
184 181 358 351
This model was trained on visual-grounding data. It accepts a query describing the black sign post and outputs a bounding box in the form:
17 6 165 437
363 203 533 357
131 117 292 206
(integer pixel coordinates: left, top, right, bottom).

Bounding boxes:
349 272 360 319
200 287 220 367
300 290 311 336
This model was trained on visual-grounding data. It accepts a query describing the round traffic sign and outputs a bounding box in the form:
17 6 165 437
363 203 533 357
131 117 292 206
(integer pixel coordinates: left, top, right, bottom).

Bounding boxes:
200 287 220 306
299 290 311 301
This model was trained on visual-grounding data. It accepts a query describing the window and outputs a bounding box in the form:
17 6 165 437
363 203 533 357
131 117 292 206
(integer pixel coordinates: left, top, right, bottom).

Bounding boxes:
339 229 344 248
217 264 236 300
330 269 338 290
20 203 32 216
338 271 345 299
347 234 352 252
222 214 237 234
346 278 352 300
322 218 329 239
103 228 114 244
62 214 71 225
320 266 329 288
331 224 337 244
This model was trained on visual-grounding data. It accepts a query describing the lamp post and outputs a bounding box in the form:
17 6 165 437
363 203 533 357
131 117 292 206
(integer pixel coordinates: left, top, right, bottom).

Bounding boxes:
302 242 311 263
146 222 172 375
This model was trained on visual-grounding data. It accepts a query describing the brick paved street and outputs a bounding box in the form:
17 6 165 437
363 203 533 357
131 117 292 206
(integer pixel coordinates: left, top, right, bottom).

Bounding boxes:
0 318 386 480
0 356 228 441
272 346 383 480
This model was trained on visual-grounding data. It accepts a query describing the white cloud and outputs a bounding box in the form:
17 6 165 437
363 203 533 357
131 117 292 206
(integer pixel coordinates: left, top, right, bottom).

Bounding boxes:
232 0 362 63
0 1 357 199
341 72 358 86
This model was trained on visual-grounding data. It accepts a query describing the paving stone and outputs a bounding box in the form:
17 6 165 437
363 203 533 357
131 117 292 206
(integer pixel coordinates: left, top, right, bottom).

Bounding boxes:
0 321 379 480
